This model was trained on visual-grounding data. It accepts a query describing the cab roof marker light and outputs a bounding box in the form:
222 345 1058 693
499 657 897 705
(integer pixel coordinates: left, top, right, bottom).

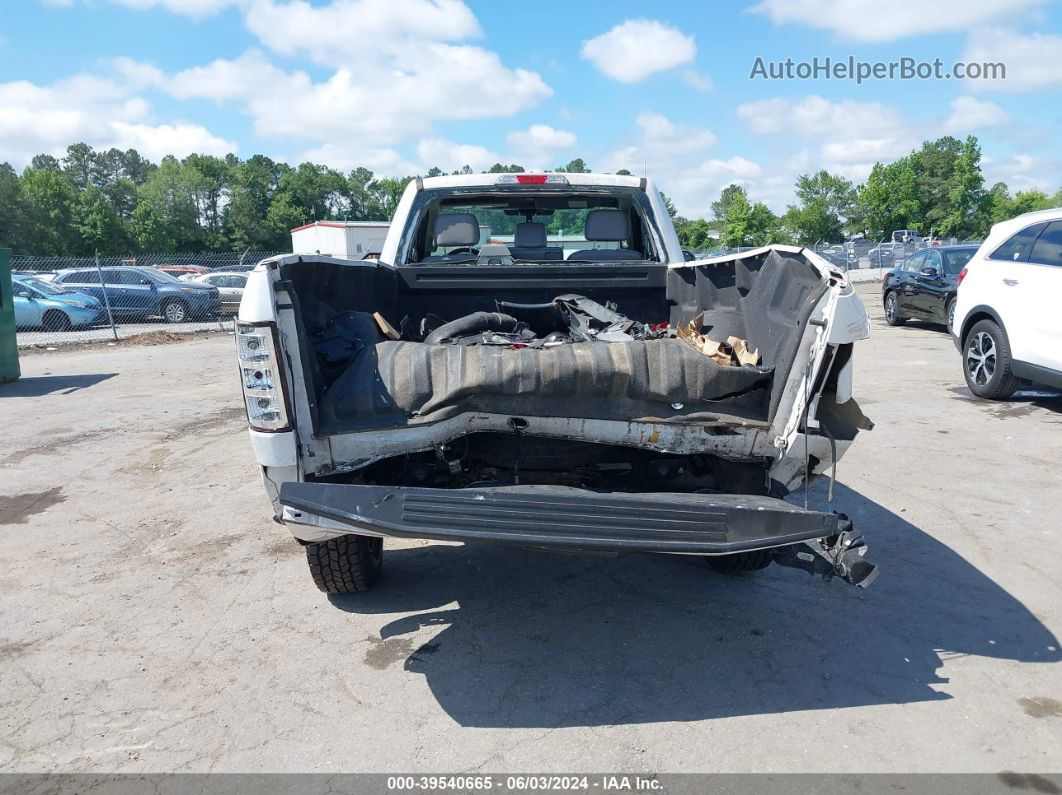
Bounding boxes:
495 174 570 186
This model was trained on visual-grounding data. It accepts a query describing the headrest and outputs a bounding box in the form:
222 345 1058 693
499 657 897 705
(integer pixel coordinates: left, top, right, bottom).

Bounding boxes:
584 209 629 242
514 222 546 248
434 213 480 247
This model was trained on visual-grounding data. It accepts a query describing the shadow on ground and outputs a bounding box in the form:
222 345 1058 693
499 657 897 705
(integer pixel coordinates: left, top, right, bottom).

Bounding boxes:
948 386 1062 417
0 373 116 397
329 482 1060 727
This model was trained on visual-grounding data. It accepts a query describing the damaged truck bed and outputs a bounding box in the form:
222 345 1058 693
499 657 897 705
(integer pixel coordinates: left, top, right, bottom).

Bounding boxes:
235 172 876 595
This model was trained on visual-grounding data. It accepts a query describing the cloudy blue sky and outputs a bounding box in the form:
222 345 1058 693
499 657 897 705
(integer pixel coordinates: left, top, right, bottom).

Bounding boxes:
3 0 1062 216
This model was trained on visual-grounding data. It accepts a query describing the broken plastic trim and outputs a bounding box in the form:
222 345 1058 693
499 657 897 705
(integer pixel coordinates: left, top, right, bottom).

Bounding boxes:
772 515 879 588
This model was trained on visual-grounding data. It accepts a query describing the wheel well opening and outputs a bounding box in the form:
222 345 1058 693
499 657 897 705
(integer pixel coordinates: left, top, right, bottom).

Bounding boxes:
961 311 997 345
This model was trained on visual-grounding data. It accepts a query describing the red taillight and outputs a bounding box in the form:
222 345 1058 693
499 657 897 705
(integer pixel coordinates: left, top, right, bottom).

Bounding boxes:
957 267 968 286
516 174 548 184
882 271 890 282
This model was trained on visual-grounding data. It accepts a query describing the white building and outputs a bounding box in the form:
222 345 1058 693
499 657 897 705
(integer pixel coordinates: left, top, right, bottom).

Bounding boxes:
290 221 390 259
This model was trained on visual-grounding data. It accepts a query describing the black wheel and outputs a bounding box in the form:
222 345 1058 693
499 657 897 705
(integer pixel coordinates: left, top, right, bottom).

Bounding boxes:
706 549 773 575
884 292 906 326
42 309 72 332
305 534 383 594
945 298 956 332
963 319 1020 400
161 299 189 323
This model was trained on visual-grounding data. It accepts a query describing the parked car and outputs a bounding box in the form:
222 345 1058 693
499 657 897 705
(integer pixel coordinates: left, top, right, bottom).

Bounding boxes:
191 271 246 313
155 264 209 279
882 245 978 330
869 242 904 266
952 209 1062 399
892 229 922 243
52 266 221 323
236 172 878 596
11 274 103 331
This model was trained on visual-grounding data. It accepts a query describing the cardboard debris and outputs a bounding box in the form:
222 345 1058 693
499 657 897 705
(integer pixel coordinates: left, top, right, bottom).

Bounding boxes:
677 318 760 367
373 312 401 340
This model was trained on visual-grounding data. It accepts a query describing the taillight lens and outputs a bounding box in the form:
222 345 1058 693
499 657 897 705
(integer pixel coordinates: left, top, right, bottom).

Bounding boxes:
957 267 968 286
236 322 290 431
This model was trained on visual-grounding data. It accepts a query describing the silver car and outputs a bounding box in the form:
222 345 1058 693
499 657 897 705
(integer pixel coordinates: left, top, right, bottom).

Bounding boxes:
192 271 247 314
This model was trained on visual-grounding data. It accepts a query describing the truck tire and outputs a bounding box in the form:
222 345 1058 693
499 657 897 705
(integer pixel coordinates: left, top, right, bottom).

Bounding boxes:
706 549 773 574
963 319 1020 400
305 534 383 594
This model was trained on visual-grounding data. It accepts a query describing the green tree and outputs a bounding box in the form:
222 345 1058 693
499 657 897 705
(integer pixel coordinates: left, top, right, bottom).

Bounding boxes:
711 184 747 223
0 162 22 249
132 155 204 251
224 155 287 250
783 170 855 244
74 184 125 254
939 136 987 238
18 166 77 254
555 158 589 173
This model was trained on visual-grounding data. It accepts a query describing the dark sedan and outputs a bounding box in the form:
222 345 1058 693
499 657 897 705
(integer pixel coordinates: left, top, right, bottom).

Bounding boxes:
882 245 978 331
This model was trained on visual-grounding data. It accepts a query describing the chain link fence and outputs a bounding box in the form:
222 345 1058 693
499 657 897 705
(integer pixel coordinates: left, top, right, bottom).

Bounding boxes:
12 252 285 347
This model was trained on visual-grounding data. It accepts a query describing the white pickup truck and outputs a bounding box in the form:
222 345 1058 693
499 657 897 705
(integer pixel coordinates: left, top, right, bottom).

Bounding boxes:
235 172 877 594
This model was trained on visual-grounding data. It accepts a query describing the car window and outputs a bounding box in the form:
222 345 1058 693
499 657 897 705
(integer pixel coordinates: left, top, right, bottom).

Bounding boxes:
12 282 33 297
904 251 926 272
923 250 942 272
232 275 247 288
101 269 140 285
990 223 1047 263
942 249 976 274
1029 221 1062 266
58 270 94 284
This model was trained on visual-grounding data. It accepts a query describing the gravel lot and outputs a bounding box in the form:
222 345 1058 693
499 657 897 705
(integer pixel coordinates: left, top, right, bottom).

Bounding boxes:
1 285 1060 773
16 319 232 349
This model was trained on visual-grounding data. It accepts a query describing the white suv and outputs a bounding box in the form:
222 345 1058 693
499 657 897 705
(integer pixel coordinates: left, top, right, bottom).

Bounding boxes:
952 208 1062 399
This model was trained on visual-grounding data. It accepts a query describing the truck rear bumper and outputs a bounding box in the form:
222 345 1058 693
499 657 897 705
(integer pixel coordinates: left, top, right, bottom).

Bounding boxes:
279 482 839 555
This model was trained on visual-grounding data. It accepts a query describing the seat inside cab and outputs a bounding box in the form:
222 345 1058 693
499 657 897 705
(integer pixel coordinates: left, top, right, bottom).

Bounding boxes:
408 190 656 264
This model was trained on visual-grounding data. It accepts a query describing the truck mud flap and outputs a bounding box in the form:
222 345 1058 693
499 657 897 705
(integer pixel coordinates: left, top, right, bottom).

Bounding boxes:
279 482 842 555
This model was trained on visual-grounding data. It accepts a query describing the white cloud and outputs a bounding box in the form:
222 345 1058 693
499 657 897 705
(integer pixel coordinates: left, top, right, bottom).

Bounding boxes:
983 153 1059 192
736 94 916 182
737 95 902 136
506 124 577 152
295 143 417 175
598 112 742 217
580 20 696 83
108 0 238 16
943 96 1009 132
962 27 1062 92
0 72 235 168
415 138 502 172
161 46 550 147
748 0 1044 42
682 69 714 92
243 0 481 66
505 125 577 167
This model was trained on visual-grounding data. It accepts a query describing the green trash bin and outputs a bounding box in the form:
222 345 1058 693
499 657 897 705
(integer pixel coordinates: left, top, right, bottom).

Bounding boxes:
0 248 20 384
